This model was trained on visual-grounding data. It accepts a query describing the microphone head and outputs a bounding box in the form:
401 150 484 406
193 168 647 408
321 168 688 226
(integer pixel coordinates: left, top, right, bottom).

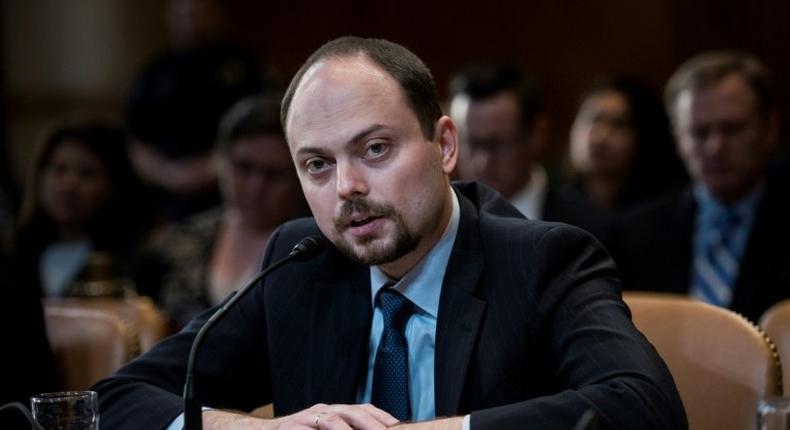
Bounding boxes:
288 236 325 260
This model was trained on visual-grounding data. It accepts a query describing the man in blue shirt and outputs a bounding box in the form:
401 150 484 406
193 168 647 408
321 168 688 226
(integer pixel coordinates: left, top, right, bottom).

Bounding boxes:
610 51 790 322
95 36 684 430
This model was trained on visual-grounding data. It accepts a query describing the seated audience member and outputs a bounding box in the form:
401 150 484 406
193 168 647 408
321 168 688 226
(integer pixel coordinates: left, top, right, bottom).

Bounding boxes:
0 254 58 429
610 51 790 322
95 37 685 430
448 64 600 235
568 77 687 212
8 119 152 298
138 94 307 328
126 0 274 221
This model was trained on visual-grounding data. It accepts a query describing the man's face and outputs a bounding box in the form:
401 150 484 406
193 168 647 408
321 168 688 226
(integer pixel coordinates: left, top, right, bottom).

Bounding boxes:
673 73 777 203
452 92 534 199
285 56 457 277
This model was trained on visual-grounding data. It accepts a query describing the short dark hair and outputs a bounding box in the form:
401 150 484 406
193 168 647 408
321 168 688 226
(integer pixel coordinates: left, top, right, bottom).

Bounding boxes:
216 93 284 156
449 63 544 130
281 36 442 139
665 51 776 120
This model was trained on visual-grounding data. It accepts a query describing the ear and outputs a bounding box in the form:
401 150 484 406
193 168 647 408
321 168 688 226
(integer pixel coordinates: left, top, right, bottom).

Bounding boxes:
433 115 459 175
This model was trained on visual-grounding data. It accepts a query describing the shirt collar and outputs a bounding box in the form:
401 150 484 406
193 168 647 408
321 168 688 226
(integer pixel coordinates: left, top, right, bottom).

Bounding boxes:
693 182 764 226
508 164 547 220
369 187 460 318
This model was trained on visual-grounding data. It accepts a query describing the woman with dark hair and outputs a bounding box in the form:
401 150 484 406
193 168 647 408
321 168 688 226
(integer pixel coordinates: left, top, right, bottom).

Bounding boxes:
139 94 308 328
9 118 152 297
568 77 688 211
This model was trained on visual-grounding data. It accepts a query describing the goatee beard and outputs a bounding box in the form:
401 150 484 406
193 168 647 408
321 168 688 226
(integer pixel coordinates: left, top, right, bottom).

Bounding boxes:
332 197 419 265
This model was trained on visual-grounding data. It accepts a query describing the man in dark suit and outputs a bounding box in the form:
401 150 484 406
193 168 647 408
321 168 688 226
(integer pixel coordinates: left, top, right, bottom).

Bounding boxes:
610 51 789 322
94 37 685 429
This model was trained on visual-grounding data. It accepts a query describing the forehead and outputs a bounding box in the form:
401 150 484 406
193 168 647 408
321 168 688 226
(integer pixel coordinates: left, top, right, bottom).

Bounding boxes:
674 73 759 125
285 55 415 149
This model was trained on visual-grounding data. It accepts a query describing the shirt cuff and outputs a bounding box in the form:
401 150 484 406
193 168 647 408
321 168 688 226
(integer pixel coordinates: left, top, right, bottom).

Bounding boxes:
463 414 471 430
165 412 185 430
166 407 212 430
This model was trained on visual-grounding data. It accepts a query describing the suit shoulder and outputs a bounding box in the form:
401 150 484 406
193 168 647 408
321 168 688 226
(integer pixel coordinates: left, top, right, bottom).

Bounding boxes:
479 213 601 255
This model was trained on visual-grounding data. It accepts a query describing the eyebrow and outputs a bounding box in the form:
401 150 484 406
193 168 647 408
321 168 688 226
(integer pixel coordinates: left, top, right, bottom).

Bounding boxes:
295 124 388 157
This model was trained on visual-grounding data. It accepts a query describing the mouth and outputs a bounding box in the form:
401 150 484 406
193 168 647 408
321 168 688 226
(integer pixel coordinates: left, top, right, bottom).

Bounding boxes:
349 214 378 227
346 214 385 237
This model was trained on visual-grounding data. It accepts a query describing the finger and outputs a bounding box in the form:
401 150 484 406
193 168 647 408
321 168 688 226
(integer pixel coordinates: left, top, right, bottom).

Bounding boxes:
324 404 395 430
360 403 400 427
317 413 354 430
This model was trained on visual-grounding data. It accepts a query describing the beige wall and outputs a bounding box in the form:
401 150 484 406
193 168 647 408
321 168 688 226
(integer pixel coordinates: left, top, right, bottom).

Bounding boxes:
2 0 165 186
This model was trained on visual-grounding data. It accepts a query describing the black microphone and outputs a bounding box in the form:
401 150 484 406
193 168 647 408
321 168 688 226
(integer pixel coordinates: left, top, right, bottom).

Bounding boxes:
183 236 324 430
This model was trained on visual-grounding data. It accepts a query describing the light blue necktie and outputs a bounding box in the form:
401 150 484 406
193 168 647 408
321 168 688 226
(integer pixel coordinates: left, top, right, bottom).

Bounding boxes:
371 287 414 421
692 210 741 307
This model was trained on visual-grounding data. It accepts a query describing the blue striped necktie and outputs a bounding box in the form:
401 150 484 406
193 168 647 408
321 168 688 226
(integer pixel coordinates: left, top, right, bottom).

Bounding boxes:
692 210 741 307
371 287 414 421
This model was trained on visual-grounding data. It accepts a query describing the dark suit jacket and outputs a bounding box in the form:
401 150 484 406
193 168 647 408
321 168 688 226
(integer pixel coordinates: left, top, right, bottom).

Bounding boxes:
94 182 685 429
609 173 790 322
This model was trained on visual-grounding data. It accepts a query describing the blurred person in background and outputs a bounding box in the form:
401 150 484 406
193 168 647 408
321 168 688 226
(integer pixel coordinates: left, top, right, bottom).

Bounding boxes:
568 77 687 212
8 119 153 298
449 63 604 236
126 0 275 221
610 51 790 322
136 94 308 328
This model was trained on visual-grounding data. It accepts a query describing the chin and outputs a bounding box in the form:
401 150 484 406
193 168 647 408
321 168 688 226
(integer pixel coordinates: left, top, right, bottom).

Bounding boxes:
335 232 418 267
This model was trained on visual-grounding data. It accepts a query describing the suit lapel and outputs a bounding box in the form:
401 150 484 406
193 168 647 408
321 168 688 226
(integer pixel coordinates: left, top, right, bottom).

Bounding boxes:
308 262 372 404
435 190 487 416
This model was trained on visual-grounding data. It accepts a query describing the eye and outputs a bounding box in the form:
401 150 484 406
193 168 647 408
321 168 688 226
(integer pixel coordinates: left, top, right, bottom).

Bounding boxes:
364 141 388 159
305 157 331 175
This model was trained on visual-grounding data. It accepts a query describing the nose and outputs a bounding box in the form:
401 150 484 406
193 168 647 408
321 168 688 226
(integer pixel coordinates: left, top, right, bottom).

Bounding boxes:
588 122 611 150
335 161 369 200
469 149 492 176
702 129 726 156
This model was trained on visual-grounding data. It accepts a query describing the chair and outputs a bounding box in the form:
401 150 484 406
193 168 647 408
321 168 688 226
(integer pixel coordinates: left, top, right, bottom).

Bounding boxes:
44 307 141 391
623 292 782 430
44 296 169 351
759 298 790 393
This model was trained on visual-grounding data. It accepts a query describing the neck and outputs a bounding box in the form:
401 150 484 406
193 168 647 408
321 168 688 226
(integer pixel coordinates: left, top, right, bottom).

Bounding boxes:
224 208 274 237
585 175 626 210
706 178 765 206
57 225 89 242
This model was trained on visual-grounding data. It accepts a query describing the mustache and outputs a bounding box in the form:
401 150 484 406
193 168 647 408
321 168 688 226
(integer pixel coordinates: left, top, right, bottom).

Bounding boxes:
333 197 398 231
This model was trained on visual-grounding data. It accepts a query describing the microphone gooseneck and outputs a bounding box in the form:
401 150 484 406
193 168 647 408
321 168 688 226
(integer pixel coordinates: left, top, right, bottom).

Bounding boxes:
183 236 324 430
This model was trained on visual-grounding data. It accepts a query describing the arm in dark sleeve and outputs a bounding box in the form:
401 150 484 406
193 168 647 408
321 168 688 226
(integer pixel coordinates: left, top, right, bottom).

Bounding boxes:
92 227 286 430
472 225 687 430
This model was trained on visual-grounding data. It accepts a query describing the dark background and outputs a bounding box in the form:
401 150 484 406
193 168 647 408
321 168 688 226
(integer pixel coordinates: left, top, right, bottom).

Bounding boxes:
3 0 789 190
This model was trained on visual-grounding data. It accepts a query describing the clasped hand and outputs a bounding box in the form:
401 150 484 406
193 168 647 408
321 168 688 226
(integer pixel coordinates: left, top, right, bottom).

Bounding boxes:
203 403 463 429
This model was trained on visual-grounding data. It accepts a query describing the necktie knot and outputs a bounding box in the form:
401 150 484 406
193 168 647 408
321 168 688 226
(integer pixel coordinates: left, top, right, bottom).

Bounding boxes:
377 288 414 331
